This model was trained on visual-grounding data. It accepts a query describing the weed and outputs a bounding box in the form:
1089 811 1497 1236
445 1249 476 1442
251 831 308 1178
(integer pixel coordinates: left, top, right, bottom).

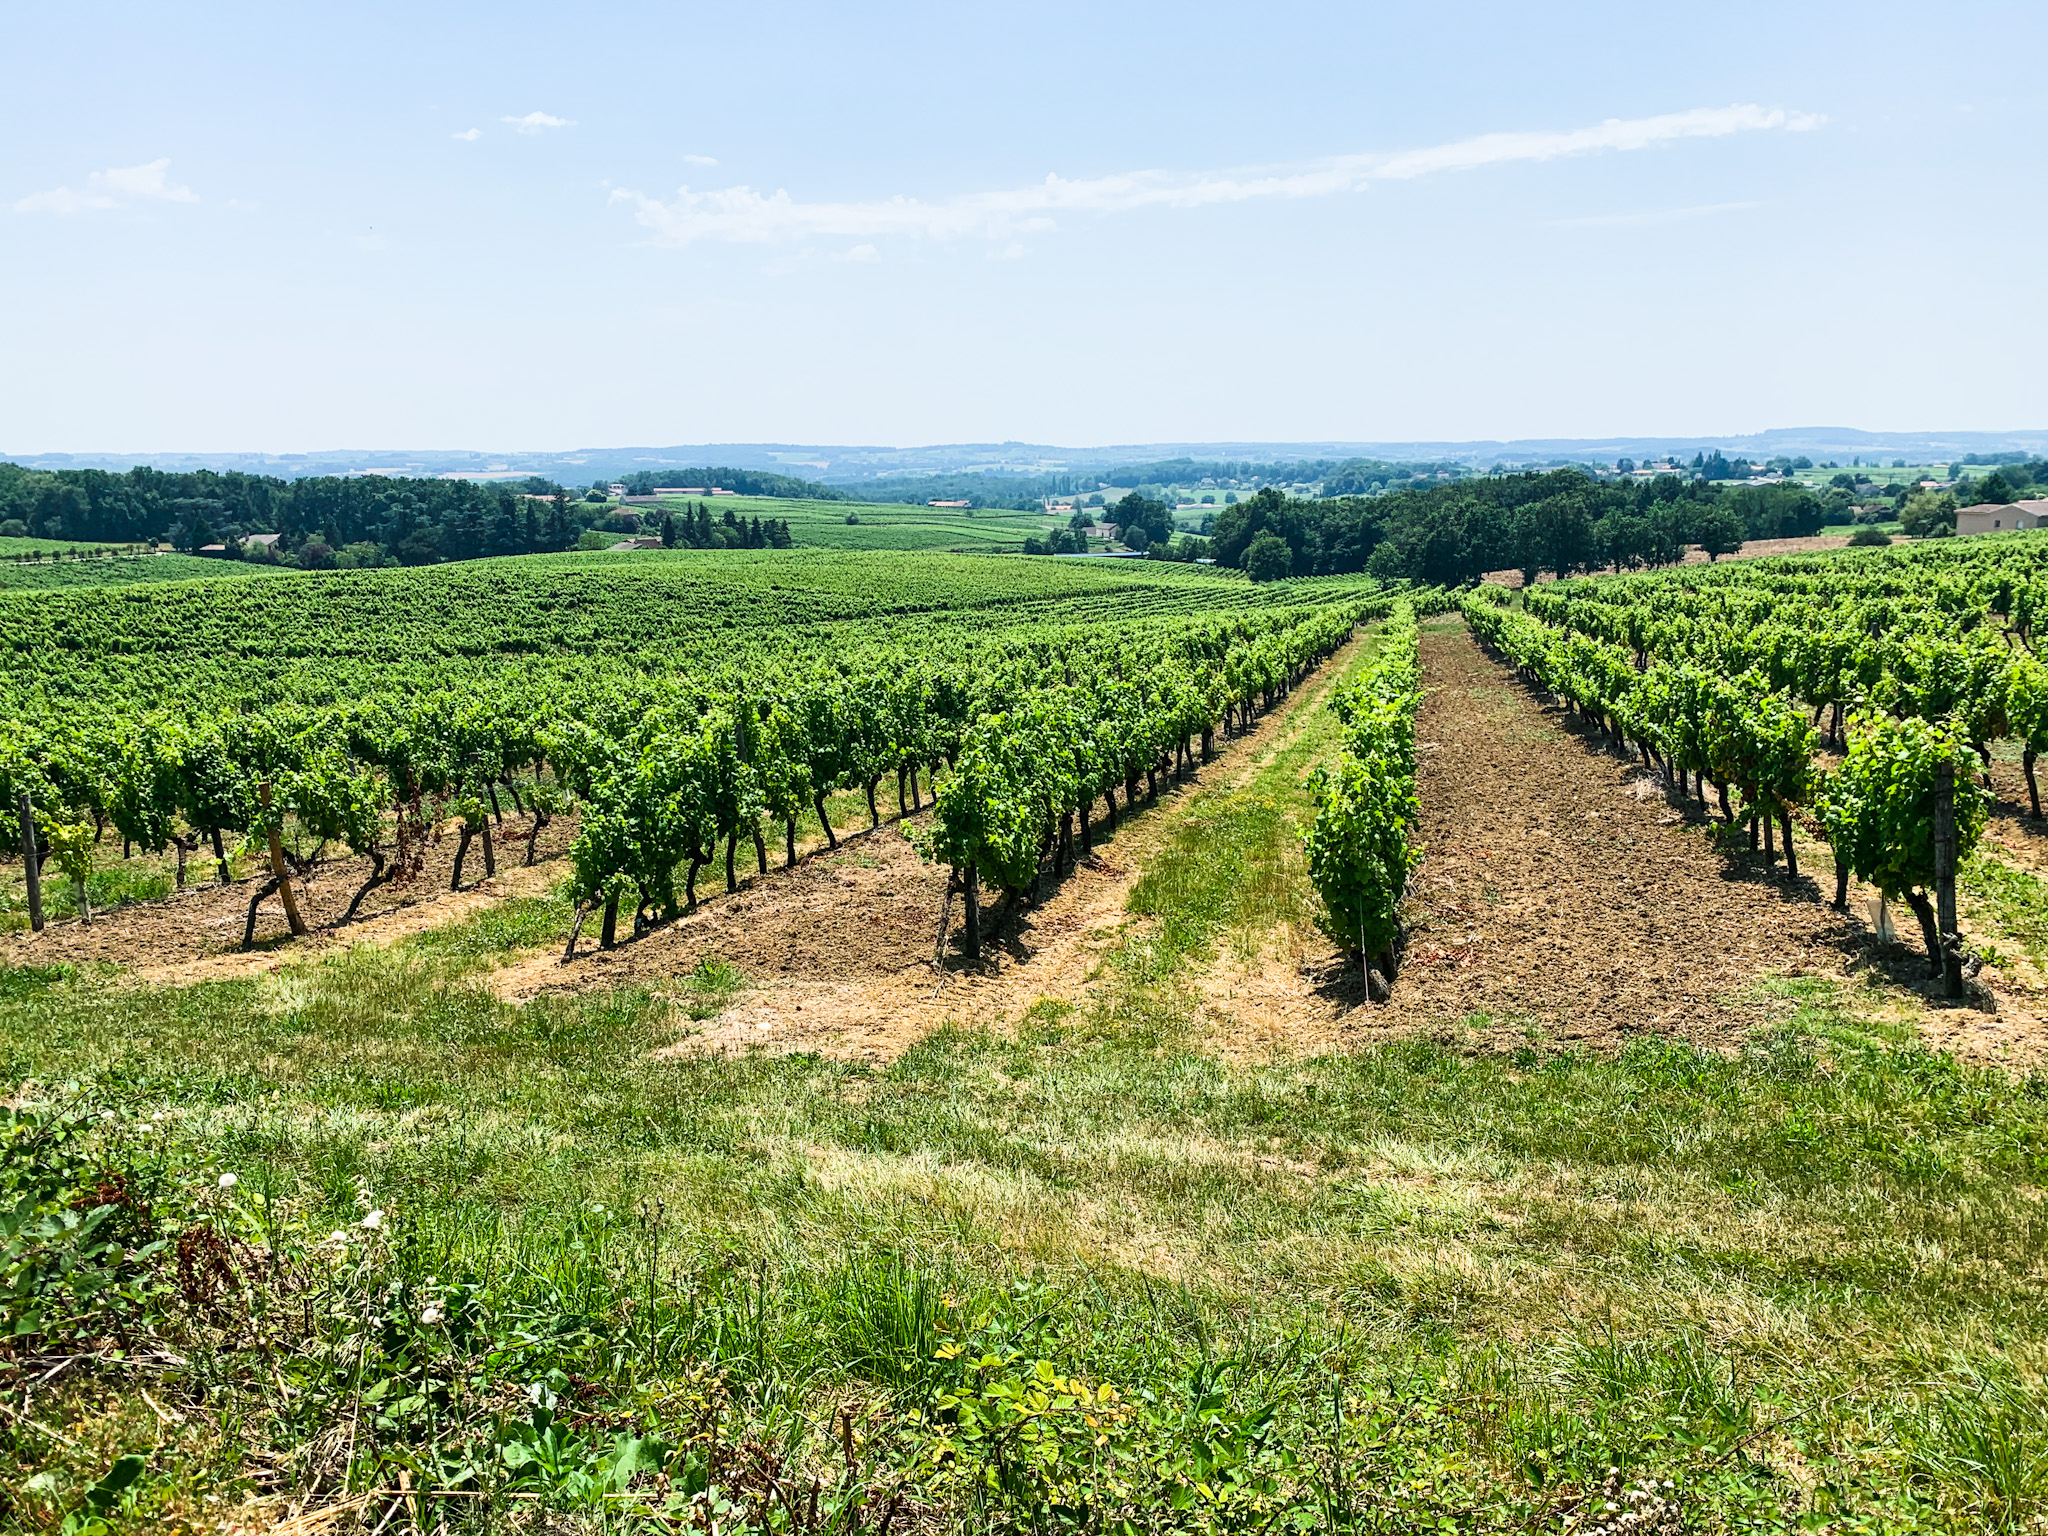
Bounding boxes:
677 955 748 1020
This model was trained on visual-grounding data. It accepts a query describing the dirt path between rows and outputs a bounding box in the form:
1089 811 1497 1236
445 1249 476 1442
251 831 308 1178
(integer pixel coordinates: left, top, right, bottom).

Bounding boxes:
492 634 1379 1064
1358 625 1859 1050
1190 622 2046 1066
1361 624 2047 1061
1 812 581 986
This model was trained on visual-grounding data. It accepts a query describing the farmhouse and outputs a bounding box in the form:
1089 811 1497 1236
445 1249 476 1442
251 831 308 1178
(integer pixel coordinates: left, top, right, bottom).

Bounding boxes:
928 499 973 508
1957 499 2048 535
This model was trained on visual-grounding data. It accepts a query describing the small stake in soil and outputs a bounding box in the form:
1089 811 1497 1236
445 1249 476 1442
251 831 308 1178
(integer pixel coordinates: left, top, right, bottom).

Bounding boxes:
16 791 43 933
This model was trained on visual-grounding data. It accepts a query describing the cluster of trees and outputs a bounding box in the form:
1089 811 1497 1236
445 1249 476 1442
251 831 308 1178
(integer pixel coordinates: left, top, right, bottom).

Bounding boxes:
1205 470 1870 585
0 463 819 569
658 504 794 550
1110 493 1174 551
1021 527 1090 555
0 463 592 567
1959 461 2047 505
1021 496 1216 561
616 468 843 500
1686 450 1819 480
847 456 1462 511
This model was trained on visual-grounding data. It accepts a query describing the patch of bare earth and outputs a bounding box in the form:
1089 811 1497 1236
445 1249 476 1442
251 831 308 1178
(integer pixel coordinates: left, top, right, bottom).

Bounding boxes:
0 812 578 986
1193 623 2044 1067
1364 625 1858 1051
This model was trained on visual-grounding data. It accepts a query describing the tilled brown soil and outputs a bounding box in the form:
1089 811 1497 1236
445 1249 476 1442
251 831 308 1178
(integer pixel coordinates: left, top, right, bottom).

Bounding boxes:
1353 625 1869 1051
506 821 950 998
1 811 580 981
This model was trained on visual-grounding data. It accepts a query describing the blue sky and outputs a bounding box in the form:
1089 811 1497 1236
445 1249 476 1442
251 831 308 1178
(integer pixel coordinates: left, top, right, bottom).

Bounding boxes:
5 1 2043 453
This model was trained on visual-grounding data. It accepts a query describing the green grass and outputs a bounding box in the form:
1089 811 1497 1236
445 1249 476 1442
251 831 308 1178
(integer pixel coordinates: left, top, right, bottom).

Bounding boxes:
1961 852 2048 970
0 534 149 558
1128 626 1385 965
0 850 185 929
4 947 2045 1532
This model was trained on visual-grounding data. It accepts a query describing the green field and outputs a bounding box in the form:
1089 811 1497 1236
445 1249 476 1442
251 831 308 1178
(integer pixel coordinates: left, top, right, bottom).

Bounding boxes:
1785 462 1950 491
0 546 1300 709
646 493 1060 551
0 549 284 591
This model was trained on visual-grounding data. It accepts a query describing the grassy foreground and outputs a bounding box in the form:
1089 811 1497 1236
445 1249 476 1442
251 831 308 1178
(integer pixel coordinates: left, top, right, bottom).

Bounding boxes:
4 630 2048 1533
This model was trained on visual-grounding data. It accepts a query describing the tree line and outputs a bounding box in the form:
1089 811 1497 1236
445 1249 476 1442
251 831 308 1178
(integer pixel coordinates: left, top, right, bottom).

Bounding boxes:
1205 470 1881 585
0 463 811 570
615 468 845 500
658 504 794 550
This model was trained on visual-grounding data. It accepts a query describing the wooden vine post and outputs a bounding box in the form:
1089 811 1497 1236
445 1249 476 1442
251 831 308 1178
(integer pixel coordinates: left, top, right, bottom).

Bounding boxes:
1933 760 1963 998
259 782 309 937
17 792 43 933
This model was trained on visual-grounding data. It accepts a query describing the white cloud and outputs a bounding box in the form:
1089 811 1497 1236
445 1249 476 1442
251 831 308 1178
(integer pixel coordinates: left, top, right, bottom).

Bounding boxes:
613 103 1822 248
503 111 573 134
681 153 718 167
15 157 197 215
842 243 879 262
452 127 482 142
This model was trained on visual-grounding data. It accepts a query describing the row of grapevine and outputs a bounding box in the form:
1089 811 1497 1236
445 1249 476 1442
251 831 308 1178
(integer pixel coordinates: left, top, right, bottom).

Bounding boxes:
923 606 1368 957
1462 588 1989 978
0 550 1393 715
1304 601 1423 998
1520 535 2048 813
3 587 1416 948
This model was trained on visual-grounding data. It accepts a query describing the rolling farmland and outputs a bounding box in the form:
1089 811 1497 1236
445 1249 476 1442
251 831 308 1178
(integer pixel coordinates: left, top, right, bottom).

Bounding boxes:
3 541 2045 1535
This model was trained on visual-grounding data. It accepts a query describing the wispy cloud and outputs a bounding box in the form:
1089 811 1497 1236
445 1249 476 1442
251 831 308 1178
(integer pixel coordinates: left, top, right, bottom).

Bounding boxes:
613 104 1822 248
680 153 717 167
503 111 573 134
15 157 198 215
1545 199 1762 228
452 127 482 142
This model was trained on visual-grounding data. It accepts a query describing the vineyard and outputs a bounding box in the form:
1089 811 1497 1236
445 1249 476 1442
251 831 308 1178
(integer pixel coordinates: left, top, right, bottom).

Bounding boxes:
4 543 2048 1535
0 550 1412 954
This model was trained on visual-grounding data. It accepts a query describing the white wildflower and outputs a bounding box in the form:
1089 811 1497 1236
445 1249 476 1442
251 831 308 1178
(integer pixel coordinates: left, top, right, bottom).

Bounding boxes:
361 1210 384 1230
218 1173 238 1190
420 1305 444 1326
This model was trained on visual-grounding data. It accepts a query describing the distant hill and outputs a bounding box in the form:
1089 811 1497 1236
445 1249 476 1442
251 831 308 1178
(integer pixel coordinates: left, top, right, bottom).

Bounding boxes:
8 427 2045 487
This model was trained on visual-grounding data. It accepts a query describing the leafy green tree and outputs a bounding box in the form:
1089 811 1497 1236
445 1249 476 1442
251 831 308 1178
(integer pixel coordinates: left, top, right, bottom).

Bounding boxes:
1975 470 2018 505
1244 532 1293 582
1112 493 1173 550
1900 491 1956 537
1692 504 1746 561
